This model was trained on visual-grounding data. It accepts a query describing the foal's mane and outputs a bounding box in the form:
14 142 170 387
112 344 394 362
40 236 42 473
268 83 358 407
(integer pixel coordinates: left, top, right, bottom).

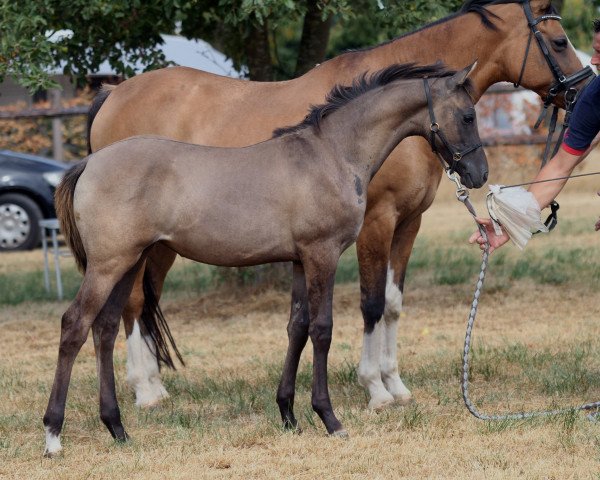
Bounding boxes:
273 63 469 137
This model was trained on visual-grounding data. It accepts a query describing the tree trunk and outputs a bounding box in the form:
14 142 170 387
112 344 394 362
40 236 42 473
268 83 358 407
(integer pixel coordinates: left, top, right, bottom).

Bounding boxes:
245 21 273 81
294 0 333 77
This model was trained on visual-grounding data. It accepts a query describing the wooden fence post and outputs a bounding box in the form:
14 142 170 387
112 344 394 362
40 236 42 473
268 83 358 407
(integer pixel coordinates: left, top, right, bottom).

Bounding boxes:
50 89 64 161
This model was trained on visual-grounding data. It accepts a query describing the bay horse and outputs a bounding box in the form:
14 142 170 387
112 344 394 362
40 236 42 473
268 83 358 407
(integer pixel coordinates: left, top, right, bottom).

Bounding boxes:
44 63 487 455
87 0 588 411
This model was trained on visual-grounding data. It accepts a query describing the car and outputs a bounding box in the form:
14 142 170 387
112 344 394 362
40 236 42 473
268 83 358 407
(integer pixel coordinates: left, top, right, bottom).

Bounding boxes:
0 150 70 251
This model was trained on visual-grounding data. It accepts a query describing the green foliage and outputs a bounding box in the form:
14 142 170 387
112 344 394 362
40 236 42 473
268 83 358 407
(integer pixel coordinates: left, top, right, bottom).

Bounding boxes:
561 0 600 51
0 0 58 90
1 0 176 89
2 0 464 90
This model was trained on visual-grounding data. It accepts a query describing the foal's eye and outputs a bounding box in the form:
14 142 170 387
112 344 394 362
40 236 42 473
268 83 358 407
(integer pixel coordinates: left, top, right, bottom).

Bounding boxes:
463 114 475 125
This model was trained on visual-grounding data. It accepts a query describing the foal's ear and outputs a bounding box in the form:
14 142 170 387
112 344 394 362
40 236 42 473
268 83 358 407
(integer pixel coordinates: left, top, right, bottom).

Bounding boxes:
447 61 478 89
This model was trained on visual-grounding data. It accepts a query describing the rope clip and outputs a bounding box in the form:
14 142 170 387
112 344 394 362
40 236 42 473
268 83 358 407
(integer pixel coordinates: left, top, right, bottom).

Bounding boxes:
446 169 469 200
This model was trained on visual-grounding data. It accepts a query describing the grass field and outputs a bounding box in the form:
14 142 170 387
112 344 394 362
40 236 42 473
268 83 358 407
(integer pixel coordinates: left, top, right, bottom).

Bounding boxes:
2 152 600 478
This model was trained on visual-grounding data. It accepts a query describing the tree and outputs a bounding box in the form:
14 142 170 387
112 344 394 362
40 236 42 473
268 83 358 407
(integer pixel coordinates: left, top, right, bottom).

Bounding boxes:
2 0 470 90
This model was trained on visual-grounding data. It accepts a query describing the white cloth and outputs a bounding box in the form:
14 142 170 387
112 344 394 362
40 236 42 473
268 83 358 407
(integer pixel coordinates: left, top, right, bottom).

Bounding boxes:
486 184 548 250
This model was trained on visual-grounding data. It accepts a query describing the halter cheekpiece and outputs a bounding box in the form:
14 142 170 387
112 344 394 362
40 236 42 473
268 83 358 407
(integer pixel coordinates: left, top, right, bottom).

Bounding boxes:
423 76 482 174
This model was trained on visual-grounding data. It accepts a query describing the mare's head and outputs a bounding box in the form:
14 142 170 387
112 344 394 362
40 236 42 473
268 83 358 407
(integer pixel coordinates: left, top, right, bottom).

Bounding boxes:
468 0 588 107
424 63 488 189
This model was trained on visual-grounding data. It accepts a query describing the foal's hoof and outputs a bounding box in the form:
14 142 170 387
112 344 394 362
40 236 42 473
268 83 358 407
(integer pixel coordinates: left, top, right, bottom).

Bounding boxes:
116 432 130 443
282 419 302 434
330 429 350 439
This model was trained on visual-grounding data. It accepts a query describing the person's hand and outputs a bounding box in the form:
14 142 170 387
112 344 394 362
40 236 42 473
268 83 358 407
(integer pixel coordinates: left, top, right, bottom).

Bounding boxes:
468 217 510 253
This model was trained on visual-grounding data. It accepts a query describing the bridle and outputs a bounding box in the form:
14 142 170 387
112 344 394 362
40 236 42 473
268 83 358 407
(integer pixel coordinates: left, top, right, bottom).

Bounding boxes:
424 77 482 177
513 0 595 230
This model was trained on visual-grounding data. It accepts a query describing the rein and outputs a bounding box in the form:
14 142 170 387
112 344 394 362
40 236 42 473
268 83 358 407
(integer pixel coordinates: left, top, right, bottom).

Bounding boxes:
513 1 596 231
424 77 482 174
446 175 600 421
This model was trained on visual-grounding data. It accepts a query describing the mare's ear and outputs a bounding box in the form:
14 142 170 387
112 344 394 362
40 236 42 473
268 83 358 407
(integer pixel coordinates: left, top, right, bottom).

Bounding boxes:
446 61 477 89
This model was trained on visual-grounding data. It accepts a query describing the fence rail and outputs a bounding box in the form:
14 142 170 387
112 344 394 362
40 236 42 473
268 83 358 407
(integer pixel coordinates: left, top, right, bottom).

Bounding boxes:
0 104 552 148
0 105 89 119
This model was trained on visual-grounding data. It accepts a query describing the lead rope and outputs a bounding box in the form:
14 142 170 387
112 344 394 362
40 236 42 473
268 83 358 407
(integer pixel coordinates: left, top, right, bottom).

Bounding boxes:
449 171 600 421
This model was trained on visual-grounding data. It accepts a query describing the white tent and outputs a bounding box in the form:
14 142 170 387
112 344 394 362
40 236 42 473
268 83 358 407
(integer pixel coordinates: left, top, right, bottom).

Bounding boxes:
92 34 242 79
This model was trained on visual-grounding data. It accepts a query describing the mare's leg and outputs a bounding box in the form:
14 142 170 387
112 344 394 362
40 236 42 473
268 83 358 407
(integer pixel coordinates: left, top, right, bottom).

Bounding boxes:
92 258 147 441
276 262 309 431
378 216 423 404
302 247 346 436
43 260 138 456
356 211 396 409
123 243 177 406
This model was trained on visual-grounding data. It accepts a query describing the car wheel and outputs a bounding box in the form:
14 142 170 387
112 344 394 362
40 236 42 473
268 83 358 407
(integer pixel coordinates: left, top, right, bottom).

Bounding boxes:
0 193 43 251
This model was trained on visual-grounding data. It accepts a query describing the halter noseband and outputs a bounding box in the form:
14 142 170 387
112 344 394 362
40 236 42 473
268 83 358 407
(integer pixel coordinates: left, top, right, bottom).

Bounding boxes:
424 77 482 174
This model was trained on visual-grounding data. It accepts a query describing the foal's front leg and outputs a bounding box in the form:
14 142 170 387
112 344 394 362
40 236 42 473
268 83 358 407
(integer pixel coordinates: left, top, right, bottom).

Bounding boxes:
302 249 346 437
276 262 309 431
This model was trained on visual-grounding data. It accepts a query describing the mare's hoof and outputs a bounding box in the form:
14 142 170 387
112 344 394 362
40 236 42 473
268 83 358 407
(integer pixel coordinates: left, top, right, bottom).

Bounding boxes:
369 397 395 412
331 429 350 439
43 449 62 459
394 394 414 407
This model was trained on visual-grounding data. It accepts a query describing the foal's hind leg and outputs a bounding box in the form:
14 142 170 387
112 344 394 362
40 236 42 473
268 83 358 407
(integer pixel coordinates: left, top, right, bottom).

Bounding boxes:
43 263 136 456
123 243 177 406
356 211 397 410
302 246 346 436
93 258 147 441
276 262 309 431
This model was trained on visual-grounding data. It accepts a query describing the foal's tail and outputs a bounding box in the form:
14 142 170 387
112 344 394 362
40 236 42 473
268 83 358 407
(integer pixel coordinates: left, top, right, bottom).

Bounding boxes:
141 268 185 370
87 84 115 154
55 159 89 272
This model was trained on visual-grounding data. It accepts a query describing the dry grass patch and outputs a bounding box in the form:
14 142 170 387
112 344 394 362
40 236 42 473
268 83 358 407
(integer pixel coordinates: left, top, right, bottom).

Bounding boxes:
2 164 600 477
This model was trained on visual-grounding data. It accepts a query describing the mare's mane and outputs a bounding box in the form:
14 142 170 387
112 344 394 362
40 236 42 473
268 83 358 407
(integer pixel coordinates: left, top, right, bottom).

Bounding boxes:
355 0 556 53
273 62 471 137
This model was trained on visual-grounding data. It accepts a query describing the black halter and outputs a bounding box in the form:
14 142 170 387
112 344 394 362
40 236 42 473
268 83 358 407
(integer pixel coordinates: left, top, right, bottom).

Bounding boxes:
513 1 595 231
424 77 482 174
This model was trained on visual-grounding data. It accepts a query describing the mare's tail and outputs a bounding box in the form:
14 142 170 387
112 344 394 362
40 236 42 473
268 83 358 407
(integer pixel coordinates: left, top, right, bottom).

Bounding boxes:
55 159 89 272
141 268 185 370
87 85 115 154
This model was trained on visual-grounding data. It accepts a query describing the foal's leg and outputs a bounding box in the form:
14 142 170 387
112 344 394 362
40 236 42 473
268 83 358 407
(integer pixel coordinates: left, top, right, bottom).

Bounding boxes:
378 216 423 404
92 259 146 441
43 265 132 456
123 243 177 406
302 248 346 436
356 212 397 410
276 262 309 431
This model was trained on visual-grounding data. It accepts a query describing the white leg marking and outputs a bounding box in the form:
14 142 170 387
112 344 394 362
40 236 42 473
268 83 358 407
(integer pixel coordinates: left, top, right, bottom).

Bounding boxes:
381 267 412 404
44 426 62 457
358 320 394 410
126 320 169 407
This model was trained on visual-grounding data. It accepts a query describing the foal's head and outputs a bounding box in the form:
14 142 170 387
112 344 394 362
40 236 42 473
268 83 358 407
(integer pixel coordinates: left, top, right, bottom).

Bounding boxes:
424 63 488 189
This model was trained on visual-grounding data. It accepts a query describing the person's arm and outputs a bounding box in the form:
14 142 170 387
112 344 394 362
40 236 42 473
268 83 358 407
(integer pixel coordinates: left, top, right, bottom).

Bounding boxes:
469 148 584 252
470 76 600 252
